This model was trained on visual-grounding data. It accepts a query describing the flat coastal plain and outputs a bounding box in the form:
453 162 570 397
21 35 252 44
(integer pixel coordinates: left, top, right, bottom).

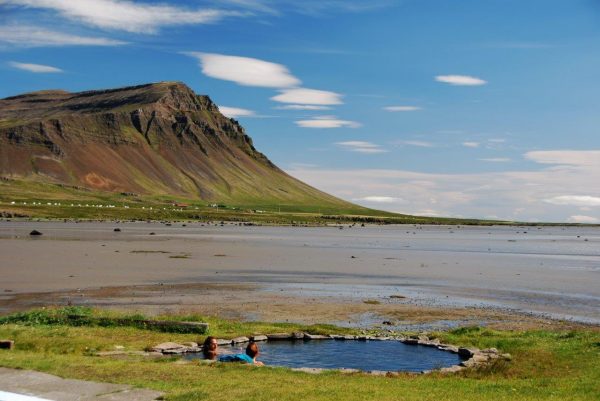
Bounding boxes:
1 221 598 329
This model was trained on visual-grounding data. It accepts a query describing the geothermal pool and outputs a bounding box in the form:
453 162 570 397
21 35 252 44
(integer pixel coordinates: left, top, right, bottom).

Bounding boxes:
185 340 465 372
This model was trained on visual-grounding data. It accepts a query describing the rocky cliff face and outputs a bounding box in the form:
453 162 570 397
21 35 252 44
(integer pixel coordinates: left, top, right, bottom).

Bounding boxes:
0 82 345 206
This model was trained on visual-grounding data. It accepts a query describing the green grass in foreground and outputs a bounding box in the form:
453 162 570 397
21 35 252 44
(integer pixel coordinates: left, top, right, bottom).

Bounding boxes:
0 308 599 400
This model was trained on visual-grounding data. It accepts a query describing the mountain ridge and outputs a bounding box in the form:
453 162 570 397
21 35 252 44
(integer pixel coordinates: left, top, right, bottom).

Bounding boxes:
0 82 357 210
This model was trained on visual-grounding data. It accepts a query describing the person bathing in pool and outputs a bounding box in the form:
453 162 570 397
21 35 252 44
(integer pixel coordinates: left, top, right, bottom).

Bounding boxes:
218 341 264 366
202 336 218 360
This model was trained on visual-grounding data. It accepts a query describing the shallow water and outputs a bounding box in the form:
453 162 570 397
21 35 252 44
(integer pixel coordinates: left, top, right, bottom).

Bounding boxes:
1 221 599 323
184 340 464 372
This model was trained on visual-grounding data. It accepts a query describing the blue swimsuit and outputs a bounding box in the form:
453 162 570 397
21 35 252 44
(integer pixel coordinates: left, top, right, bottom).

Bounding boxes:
218 353 254 364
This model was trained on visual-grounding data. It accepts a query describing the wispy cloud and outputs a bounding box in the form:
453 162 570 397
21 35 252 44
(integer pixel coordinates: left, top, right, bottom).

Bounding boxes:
525 150 600 166
272 88 343 105
185 52 300 88
8 61 63 73
253 0 396 16
462 141 480 148
384 105 421 112
335 141 386 153
0 25 126 47
479 158 511 162
218 0 396 15
275 104 332 110
218 106 255 118
436 75 487 86
296 116 360 129
567 215 599 224
286 149 600 222
544 195 600 207
395 140 435 148
2 0 235 34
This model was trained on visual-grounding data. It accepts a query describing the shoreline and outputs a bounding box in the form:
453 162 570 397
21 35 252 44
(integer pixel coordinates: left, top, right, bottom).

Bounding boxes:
1 221 599 328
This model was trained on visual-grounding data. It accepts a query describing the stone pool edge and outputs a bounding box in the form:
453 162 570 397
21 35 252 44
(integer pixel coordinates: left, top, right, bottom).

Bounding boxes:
132 332 512 375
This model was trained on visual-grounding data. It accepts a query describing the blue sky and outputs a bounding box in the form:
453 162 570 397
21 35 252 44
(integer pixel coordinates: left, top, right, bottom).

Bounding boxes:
1 0 600 222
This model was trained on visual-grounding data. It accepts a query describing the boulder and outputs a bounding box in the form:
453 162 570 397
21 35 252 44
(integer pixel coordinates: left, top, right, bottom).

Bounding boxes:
438 345 459 353
231 336 250 344
267 333 293 340
251 335 268 342
163 348 187 355
481 347 499 354
151 342 186 353
460 359 478 368
216 338 232 346
458 347 478 358
471 353 490 363
304 334 330 340
292 332 305 340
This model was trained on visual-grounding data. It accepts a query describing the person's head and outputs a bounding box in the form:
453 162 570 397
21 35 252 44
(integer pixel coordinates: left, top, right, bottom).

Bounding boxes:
245 341 259 359
203 336 218 360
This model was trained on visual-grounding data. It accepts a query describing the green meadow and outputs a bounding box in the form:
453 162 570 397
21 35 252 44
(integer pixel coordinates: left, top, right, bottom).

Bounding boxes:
0 308 599 401
0 178 510 225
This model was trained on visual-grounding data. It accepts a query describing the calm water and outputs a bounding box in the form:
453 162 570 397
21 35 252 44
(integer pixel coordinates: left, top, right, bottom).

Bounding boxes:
1 221 599 323
185 340 465 372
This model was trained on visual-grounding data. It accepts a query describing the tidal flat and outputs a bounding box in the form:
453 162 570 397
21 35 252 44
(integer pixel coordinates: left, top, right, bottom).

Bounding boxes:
0 221 598 328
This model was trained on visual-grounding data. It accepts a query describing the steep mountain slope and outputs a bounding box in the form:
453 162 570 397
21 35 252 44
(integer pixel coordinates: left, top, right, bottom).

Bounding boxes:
0 82 355 209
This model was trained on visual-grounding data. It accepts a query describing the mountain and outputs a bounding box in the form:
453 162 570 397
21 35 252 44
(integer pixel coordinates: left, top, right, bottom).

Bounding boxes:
0 81 357 210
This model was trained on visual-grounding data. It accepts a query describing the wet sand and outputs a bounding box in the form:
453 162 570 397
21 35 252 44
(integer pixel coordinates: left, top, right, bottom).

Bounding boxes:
1 221 598 329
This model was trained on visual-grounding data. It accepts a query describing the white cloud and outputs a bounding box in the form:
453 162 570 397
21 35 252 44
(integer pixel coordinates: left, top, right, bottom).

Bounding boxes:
0 25 126 47
218 106 255 118
525 150 600 166
567 215 599 224
285 149 600 222
544 196 600 207
271 88 343 105
218 0 395 15
185 52 300 88
435 75 487 86
462 141 480 148
396 140 435 148
8 61 62 73
354 196 402 203
384 105 421 112
275 104 332 110
336 141 386 153
296 116 360 129
479 158 511 162
3 0 233 34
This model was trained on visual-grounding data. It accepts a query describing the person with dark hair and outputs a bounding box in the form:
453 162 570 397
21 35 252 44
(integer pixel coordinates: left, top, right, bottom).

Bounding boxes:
202 336 218 360
218 341 264 366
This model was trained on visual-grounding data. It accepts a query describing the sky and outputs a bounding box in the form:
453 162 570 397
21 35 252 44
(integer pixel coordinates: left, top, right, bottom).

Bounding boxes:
1 0 600 222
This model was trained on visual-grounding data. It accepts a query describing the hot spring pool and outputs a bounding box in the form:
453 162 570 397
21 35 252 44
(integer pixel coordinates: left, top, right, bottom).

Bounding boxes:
184 340 465 372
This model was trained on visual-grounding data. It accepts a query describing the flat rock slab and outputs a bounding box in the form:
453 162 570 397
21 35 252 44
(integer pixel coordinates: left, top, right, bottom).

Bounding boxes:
0 368 163 401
